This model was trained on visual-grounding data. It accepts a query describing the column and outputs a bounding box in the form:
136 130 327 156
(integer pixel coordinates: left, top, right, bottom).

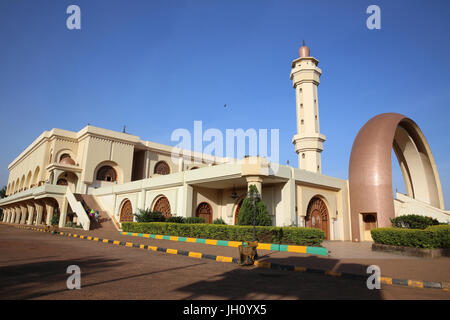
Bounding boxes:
10 209 16 223
58 198 68 228
245 176 263 197
298 215 306 227
2 208 7 222
45 203 54 226
137 190 146 211
20 205 28 224
281 178 296 226
35 202 44 225
27 204 35 225
15 207 21 224
7 209 13 223
181 184 193 218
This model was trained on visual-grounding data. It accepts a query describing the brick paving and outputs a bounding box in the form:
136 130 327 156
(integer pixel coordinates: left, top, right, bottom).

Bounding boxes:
1 224 449 300
4 223 450 284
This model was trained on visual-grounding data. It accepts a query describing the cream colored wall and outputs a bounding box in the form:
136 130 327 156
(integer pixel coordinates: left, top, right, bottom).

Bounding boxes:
7 140 49 194
145 187 180 215
81 136 134 192
5 124 225 198
52 138 78 164
147 151 181 178
296 184 350 240
217 188 247 225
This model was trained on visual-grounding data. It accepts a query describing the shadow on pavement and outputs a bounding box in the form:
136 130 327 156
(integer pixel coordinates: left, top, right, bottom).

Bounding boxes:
0 256 123 299
258 252 371 276
176 258 383 300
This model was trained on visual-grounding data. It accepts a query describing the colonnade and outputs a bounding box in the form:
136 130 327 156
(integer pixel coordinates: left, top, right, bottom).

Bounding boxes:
1 199 58 227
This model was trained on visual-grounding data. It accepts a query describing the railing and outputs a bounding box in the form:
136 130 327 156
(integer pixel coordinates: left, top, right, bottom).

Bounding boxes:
65 189 90 230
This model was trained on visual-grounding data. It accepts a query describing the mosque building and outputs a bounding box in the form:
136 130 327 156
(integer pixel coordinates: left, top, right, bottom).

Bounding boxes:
1 44 448 241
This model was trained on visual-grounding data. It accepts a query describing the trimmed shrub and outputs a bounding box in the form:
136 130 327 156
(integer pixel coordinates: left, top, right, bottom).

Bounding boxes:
390 214 440 229
371 226 450 249
184 217 205 224
425 225 450 248
237 185 272 226
166 216 185 223
121 222 325 246
213 218 226 225
133 209 166 222
65 221 83 229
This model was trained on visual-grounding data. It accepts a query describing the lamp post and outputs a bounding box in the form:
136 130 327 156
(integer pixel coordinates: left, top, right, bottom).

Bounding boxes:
247 188 261 242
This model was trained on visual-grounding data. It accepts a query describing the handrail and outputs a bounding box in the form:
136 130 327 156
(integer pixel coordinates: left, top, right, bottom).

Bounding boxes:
65 189 91 230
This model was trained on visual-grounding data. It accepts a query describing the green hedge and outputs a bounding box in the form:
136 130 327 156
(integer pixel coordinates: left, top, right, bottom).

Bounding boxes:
425 225 450 248
122 222 325 246
371 225 450 249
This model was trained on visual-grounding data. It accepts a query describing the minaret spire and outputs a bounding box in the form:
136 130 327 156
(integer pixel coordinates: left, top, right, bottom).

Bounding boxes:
290 43 326 173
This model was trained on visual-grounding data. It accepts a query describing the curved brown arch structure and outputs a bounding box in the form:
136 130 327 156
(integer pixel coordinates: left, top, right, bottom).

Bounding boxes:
349 113 444 241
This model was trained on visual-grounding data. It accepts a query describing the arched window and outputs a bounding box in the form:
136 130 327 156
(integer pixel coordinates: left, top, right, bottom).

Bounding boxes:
153 196 171 218
96 166 117 182
154 161 170 175
196 202 212 224
60 153 71 161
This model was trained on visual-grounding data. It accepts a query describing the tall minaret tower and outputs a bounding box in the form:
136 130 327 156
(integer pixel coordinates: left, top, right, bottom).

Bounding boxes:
291 42 326 173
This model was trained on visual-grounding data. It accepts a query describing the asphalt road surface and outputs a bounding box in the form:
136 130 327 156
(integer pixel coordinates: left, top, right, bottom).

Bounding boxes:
0 225 448 300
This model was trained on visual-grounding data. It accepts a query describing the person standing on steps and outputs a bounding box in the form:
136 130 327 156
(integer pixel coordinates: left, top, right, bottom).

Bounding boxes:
95 211 99 223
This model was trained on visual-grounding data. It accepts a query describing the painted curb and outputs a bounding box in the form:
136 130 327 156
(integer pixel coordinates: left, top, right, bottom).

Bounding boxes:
120 231 328 256
15 225 239 265
12 224 450 292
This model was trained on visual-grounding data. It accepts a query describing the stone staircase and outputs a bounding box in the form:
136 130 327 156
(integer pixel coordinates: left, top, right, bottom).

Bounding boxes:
73 194 117 231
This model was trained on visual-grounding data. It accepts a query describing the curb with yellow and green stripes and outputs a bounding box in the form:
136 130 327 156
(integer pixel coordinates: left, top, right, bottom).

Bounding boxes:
12 224 450 292
120 231 328 256
15 225 238 264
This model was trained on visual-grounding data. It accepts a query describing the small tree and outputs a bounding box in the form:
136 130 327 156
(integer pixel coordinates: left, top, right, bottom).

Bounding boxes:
237 185 272 226
0 186 5 218
51 213 60 226
0 186 6 199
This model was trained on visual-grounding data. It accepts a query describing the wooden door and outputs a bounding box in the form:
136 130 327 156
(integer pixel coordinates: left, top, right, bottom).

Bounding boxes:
196 202 212 224
120 200 133 222
362 213 377 241
305 197 329 240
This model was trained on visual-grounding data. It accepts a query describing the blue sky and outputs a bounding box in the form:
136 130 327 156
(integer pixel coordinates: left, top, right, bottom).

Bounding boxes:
0 0 449 207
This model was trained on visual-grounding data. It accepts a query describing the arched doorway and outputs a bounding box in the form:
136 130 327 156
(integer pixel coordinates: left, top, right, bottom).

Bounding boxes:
305 197 329 240
56 178 68 186
361 213 377 241
96 165 117 182
196 202 212 224
153 196 171 218
234 199 243 224
120 200 133 222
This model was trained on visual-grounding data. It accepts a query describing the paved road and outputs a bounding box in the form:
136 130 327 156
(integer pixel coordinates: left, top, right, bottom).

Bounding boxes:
20 225 450 283
0 225 448 300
